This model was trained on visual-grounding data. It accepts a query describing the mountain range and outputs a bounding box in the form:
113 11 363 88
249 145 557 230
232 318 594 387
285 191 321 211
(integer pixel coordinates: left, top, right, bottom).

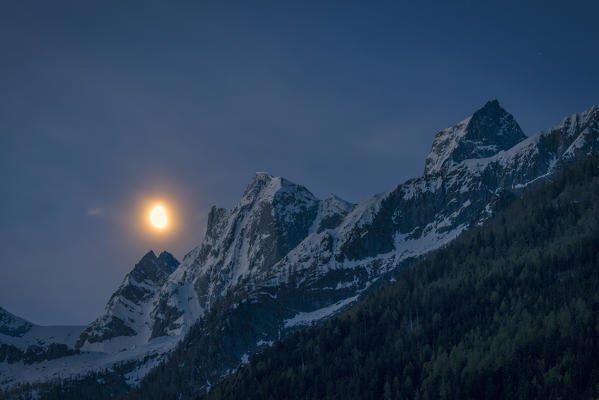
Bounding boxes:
202 150 599 400
1 100 598 398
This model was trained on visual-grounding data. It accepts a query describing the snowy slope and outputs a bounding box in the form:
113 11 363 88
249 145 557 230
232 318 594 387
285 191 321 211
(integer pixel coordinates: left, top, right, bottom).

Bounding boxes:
0 334 179 389
424 100 526 175
0 325 84 351
3 101 598 396
0 307 84 351
148 173 328 338
76 250 179 353
159 101 598 394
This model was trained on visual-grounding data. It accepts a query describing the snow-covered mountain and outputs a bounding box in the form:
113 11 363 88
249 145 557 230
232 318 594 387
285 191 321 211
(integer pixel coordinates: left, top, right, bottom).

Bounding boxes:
0 253 181 390
0 307 85 388
424 99 527 175
0 307 83 352
76 250 179 352
132 101 598 397
147 173 354 341
2 100 598 397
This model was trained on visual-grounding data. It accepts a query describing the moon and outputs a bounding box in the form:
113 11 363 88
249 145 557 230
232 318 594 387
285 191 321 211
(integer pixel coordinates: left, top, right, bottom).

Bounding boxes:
150 205 168 229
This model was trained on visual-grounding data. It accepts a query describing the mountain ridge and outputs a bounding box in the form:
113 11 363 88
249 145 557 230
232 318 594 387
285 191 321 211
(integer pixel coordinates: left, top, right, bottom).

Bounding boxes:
424 100 527 175
203 152 599 400
2 100 598 398
75 250 180 352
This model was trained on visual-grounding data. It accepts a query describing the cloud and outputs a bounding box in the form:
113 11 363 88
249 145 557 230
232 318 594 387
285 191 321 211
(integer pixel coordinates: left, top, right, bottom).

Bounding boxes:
86 207 105 217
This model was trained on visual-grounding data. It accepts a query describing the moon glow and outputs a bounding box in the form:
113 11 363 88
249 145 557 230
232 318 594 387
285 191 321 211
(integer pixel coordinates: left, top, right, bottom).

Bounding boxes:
150 205 168 229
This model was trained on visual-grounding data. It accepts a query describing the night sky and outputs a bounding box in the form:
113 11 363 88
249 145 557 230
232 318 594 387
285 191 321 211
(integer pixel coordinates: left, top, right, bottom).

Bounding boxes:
1 1 598 325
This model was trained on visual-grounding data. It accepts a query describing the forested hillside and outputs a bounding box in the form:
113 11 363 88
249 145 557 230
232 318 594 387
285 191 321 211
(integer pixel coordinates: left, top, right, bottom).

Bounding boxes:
4 155 598 400
205 154 599 400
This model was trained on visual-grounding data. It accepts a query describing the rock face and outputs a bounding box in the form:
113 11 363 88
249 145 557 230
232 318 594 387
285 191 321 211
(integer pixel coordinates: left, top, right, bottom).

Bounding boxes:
0 307 32 338
148 174 347 340
76 250 179 352
2 101 598 396
130 101 599 397
424 100 526 175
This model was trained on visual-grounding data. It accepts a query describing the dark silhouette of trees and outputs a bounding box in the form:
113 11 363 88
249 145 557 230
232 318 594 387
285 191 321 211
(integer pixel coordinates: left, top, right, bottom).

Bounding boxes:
204 154 599 400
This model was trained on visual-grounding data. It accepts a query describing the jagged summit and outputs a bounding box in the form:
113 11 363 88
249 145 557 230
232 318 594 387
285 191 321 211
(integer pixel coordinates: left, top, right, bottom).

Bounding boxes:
241 172 317 206
132 250 179 284
424 100 526 175
157 251 179 272
253 171 272 179
75 251 180 351
6 103 599 396
561 104 599 134
242 172 277 201
247 171 273 187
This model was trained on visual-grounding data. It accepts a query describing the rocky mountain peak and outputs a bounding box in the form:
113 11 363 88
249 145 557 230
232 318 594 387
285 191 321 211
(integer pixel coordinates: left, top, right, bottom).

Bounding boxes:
75 251 180 350
312 194 354 233
242 172 275 201
138 250 157 264
468 99 525 142
562 104 599 132
424 100 526 175
234 173 320 267
240 172 317 207
158 251 180 273
131 250 179 285
7 103 599 396
145 174 323 340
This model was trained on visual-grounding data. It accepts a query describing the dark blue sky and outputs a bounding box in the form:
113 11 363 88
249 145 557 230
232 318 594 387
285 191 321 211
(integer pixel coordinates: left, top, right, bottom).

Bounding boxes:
1 0 598 325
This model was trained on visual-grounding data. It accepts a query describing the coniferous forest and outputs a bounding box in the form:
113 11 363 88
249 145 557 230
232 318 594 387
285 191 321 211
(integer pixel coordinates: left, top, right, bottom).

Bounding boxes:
203 154 599 400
